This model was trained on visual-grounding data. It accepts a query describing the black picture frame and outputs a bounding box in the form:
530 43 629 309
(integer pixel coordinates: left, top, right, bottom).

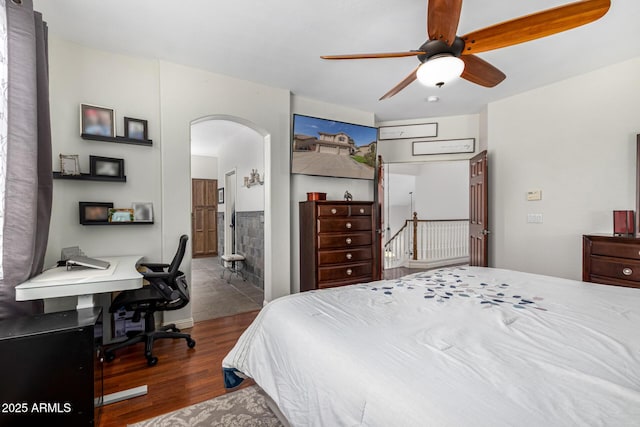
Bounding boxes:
80 104 115 137
124 117 148 141
79 202 113 224
90 155 125 179
218 187 224 204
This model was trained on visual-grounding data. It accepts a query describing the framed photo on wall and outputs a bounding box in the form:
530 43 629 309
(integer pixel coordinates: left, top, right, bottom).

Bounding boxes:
218 187 224 204
80 104 115 137
124 117 148 141
132 202 154 222
79 202 113 224
90 156 125 179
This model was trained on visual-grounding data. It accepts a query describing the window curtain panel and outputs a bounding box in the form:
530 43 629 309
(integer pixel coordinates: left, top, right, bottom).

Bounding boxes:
0 0 52 320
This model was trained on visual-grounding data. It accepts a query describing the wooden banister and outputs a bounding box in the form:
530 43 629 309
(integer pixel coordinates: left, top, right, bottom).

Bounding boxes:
412 212 418 260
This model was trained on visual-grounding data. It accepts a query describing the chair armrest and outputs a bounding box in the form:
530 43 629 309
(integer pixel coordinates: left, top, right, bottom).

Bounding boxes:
141 271 172 280
140 262 170 272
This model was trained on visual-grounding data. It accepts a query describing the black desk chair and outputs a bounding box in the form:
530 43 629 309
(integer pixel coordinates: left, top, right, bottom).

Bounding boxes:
104 235 196 366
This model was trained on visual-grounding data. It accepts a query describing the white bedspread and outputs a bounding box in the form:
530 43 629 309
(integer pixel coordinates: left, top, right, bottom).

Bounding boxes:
222 267 640 426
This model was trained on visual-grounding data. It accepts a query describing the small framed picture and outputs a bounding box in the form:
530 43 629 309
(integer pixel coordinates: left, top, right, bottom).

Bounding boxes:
109 208 134 222
79 202 113 224
132 202 153 222
80 104 115 137
124 117 148 141
90 155 125 179
218 187 224 204
60 154 81 175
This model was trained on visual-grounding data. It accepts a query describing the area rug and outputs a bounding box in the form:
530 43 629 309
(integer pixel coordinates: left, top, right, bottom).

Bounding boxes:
129 385 283 427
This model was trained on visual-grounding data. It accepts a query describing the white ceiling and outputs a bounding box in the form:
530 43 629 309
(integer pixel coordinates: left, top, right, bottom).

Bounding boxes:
33 0 640 121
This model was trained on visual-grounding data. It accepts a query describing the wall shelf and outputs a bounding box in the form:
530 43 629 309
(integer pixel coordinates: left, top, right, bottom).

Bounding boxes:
53 172 126 183
81 221 154 226
81 133 153 147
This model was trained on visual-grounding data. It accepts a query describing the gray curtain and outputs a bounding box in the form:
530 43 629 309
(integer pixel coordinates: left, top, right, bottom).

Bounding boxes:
0 0 52 320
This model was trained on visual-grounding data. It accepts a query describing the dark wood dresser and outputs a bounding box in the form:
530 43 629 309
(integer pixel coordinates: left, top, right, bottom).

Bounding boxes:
300 200 379 291
583 234 640 288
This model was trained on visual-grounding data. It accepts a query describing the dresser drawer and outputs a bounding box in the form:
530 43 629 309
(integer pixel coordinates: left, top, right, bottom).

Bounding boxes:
317 233 372 249
590 256 640 282
317 205 349 217
318 275 373 289
318 262 372 283
349 205 372 216
590 240 640 260
318 247 372 266
318 218 371 233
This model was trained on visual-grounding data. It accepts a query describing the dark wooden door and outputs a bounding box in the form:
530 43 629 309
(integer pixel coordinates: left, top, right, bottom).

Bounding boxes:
192 179 218 257
374 155 384 280
469 151 489 266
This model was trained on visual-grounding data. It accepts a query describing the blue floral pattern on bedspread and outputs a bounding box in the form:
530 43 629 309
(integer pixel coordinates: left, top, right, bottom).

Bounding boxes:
359 268 547 311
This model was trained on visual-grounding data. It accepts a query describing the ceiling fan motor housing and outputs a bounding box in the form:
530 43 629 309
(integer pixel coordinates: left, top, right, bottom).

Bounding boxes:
417 37 465 63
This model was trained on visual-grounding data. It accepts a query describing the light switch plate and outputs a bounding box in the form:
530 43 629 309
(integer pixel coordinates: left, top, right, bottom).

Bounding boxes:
527 190 542 201
527 213 543 224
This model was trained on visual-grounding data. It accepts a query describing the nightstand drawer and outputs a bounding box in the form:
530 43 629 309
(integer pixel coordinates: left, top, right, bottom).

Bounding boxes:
317 218 371 232
590 256 640 282
590 240 640 260
317 233 372 249
318 248 372 265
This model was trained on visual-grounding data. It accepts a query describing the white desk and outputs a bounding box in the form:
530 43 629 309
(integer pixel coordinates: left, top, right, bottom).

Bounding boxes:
15 255 148 405
16 255 143 310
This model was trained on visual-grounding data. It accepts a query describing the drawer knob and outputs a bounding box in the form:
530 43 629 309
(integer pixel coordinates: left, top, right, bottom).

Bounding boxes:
359 208 365 214
623 267 633 276
346 222 352 229
331 208 337 214
346 269 353 276
346 238 352 244
346 253 353 260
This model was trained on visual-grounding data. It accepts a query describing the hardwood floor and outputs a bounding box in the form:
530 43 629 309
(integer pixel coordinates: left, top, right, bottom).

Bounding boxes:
98 310 259 427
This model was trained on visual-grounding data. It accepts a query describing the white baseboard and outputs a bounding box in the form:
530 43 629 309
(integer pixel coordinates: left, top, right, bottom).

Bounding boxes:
164 317 194 329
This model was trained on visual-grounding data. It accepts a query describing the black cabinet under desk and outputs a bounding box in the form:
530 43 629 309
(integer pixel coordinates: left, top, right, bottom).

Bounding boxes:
0 308 103 427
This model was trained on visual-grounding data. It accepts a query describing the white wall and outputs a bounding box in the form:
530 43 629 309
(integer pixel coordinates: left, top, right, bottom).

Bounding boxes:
413 161 468 220
213 131 264 212
158 60 292 319
45 39 162 310
377 114 480 163
290 96 375 293
488 57 640 280
44 38 292 323
190 155 218 180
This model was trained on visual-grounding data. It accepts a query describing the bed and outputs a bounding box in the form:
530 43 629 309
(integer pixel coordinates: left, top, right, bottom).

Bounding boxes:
222 267 640 426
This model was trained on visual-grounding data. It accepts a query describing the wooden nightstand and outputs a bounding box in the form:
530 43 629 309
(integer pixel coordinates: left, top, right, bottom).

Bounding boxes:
583 234 640 288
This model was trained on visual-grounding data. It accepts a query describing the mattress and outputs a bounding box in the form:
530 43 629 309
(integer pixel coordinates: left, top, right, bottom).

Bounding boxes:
222 267 640 426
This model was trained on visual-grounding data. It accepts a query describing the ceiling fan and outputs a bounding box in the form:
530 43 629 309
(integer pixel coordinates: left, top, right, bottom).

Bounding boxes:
321 0 611 100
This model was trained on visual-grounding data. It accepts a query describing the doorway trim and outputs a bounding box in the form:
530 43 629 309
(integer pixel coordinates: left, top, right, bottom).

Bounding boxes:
190 115 272 304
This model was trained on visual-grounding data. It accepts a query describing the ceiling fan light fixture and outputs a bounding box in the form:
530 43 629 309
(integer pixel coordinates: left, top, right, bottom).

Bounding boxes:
416 55 465 88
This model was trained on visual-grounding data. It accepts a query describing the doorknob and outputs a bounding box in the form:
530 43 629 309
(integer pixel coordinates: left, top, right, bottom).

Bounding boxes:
479 229 491 236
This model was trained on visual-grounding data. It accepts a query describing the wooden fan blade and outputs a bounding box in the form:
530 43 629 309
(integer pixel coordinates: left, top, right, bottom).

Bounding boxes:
461 0 610 55
460 55 506 87
321 51 423 60
428 0 463 45
379 66 420 100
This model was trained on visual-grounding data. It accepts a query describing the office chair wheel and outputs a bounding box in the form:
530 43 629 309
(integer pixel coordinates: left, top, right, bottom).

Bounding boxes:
147 356 158 367
187 338 196 348
104 351 116 363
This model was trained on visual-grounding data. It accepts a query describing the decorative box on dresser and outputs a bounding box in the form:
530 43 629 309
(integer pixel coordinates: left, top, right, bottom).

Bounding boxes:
583 234 640 288
300 200 380 291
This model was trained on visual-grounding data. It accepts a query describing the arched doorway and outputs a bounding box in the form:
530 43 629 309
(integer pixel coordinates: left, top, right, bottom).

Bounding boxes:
189 115 269 321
